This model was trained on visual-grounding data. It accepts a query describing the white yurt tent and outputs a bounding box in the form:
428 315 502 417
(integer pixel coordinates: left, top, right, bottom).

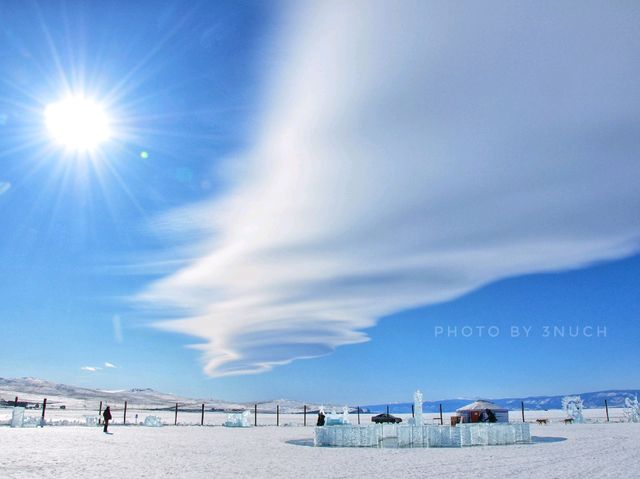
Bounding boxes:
456 400 509 423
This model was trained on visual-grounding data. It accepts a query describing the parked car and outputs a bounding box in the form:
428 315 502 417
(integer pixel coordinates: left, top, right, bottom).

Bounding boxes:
371 413 402 424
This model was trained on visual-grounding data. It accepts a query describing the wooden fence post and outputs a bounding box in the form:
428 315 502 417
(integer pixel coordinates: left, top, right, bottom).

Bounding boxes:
98 400 103 425
254 404 257 426
605 399 610 422
303 405 307 426
521 401 525 422
201 404 205 426
41 398 47 427
174 403 178 426
357 406 361 425
412 404 415 418
277 405 280 426
439 403 443 425
124 401 128 425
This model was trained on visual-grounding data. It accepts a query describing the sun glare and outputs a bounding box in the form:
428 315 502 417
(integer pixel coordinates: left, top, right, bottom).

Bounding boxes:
45 97 111 151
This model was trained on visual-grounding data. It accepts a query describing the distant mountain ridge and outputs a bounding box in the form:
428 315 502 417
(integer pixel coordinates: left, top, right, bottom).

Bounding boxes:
361 389 640 413
0 377 320 413
1 377 637 413
0 377 201 407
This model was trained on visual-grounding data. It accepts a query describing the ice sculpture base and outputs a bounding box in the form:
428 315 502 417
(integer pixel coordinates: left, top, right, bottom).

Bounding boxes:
314 423 530 448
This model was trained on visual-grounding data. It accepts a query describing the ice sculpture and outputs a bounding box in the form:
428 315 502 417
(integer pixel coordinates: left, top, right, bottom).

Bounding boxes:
562 396 585 423
21 415 41 428
223 410 251 427
624 396 639 423
84 415 100 427
11 407 25 428
414 390 423 426
144 415 163 427
325 407 351 426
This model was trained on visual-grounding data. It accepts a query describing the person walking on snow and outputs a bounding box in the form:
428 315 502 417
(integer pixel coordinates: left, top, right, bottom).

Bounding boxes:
103 406 112 433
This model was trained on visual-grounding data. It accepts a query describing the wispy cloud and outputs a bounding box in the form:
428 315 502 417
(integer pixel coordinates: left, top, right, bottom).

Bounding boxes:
81 366 101 372
104 362 117 369
112 315 123 344
0 181 11 195
139 1 640 377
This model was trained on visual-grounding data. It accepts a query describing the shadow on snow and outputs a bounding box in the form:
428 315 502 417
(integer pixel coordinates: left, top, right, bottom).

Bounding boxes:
531 436 567 444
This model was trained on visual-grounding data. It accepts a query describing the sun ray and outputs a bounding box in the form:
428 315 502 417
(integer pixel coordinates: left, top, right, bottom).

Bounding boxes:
0 1 228 248
33 2 73 97
102 6 199 107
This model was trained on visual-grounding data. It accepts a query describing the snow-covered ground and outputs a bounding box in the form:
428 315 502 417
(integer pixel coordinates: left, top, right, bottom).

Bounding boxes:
1 422 638 478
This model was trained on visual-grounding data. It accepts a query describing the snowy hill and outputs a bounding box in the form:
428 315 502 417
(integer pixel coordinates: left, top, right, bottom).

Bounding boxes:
0 377 323 412
494 390 640 410
2 377 637 413
0 377 235 410
0 378 194 404
361 389 640 413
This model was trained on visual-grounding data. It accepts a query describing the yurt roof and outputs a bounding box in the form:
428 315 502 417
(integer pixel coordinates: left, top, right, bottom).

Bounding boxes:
456 400 507 411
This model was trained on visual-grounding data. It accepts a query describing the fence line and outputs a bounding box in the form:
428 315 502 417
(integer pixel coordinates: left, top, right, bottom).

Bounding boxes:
2 396 630 427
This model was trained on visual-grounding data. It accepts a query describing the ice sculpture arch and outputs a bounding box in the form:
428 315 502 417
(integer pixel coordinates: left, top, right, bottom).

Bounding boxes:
562 396 585 423
624 396 639 423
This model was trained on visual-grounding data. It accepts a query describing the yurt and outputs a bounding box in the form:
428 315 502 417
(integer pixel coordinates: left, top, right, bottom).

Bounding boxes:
455 400 509 423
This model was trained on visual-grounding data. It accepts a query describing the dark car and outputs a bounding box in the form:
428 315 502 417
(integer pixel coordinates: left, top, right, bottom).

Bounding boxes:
371 413 402 424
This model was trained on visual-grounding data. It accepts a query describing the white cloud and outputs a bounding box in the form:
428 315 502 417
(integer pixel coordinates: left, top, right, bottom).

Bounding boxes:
81 366 100 372
0 181 11 195
139 1 640 376
104 362 117 369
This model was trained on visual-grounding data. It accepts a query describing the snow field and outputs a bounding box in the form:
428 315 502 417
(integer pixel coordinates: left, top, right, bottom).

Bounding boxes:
1 421 638 478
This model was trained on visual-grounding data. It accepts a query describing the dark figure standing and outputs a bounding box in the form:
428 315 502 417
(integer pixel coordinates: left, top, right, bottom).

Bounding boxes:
487 409 497 423
479 408 497 423
316 411 325 426
479 409 489 423
103 406 112 433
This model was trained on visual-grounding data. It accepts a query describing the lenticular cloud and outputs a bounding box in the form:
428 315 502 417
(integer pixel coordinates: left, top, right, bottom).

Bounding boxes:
139 1 640 376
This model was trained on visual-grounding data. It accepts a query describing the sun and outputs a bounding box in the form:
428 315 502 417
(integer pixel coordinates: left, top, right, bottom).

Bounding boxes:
45 96 111 151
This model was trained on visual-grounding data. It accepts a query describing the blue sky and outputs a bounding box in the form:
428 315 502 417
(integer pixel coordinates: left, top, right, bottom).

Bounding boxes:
0 1 639 404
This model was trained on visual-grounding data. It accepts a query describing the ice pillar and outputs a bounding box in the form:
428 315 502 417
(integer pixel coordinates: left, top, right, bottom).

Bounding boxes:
414 390 423 426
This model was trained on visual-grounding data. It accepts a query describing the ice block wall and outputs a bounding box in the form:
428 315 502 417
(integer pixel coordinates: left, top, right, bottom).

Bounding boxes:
314 423 531 448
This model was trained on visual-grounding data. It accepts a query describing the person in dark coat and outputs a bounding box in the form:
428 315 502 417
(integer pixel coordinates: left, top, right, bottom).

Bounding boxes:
103 406 112 433
479 409 489 423
486 409 497 423
316 411 326 426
